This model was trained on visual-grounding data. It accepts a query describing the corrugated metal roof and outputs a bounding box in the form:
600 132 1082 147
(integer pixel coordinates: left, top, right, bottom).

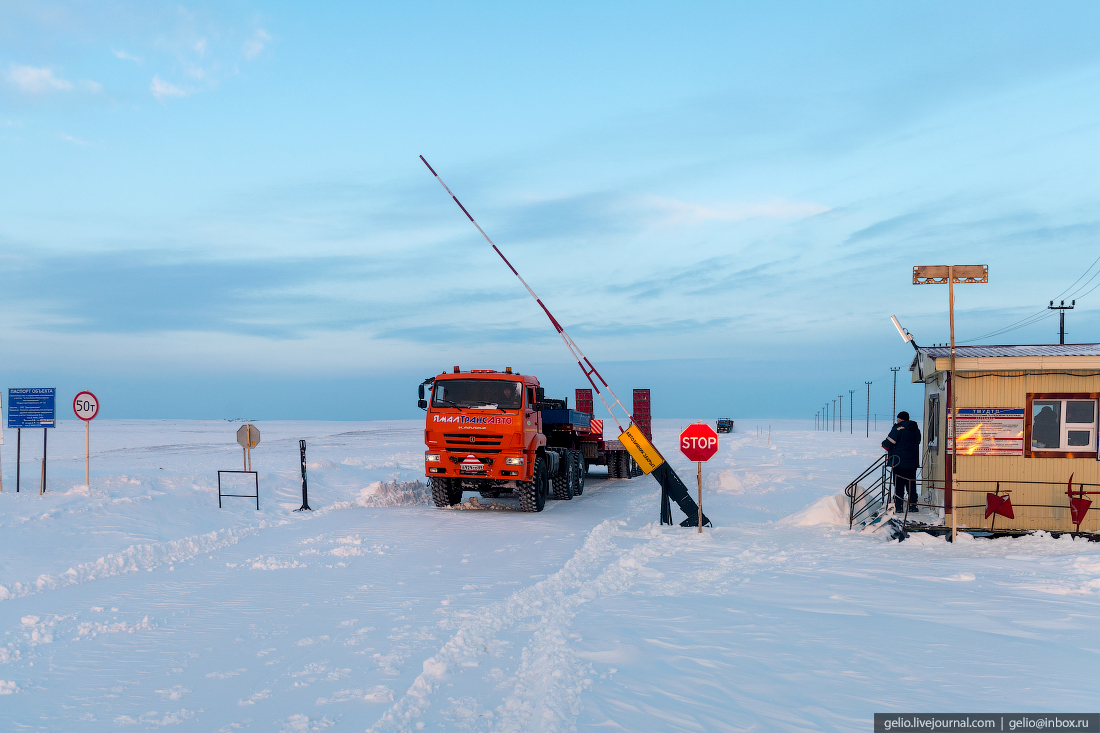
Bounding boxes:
919 343 1100 358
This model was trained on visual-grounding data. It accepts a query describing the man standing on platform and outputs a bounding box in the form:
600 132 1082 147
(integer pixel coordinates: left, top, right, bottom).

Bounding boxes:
882 411 921 513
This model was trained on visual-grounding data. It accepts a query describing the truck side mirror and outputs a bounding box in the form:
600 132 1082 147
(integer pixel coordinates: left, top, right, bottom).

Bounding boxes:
536 387 545 402
418 399 427 410
418 384 425 400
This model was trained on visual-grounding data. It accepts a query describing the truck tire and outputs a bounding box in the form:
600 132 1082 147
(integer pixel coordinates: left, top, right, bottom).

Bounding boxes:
572 450 585 496
611 451 625 479
554 451 575 501
431 477 463 507
518 456 548 512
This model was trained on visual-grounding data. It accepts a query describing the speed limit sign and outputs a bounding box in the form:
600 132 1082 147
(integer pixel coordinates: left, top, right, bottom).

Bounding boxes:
73 391 99 421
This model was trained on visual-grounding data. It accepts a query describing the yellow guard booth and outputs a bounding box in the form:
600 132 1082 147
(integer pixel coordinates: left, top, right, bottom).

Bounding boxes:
913 343 1100 533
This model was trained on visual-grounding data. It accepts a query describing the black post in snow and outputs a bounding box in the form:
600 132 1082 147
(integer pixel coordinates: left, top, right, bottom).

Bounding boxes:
297 440 312 511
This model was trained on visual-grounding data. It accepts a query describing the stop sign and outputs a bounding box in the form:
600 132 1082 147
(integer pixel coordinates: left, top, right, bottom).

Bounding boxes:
680 423 720 462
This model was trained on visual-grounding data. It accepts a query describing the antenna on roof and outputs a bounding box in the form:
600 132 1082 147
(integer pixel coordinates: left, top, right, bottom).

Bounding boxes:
890 315 919 352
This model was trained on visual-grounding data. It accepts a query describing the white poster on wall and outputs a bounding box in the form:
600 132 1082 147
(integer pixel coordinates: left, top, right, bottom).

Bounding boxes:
947 408 1024 456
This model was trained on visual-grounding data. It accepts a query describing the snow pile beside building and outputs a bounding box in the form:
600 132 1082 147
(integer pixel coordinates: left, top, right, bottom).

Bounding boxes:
777 490 849 527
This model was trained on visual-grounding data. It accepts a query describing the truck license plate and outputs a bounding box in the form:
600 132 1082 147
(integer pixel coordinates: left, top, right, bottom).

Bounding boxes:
460 462 485 473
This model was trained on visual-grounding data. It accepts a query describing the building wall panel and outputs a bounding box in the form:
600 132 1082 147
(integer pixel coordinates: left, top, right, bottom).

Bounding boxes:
921 370 1100 532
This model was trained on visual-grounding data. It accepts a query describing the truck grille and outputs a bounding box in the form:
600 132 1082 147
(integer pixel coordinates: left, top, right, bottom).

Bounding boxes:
443 433 503 450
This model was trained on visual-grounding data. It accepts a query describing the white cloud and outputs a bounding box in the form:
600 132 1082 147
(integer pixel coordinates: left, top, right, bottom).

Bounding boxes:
8 65 73 93
82 80 102 93
194 38 207 57
112 49 143 64
151 75 188 101
59 133 88 146
648 195 831 224
243 29 271 60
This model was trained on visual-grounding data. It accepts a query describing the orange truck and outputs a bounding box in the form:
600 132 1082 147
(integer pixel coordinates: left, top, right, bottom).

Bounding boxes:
418 367 640 512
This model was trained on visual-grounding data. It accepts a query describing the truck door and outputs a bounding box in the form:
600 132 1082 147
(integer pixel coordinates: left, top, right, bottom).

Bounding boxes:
525 386 537 448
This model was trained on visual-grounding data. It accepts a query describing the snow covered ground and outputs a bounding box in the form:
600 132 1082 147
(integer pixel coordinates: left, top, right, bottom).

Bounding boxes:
1 418 1098 732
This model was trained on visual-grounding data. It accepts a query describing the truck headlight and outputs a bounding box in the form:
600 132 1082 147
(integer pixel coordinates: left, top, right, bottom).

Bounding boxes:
505 456 524 465
425 454 441 462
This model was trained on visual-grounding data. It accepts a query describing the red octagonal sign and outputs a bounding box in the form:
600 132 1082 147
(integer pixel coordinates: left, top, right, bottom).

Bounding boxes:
680 423 720 462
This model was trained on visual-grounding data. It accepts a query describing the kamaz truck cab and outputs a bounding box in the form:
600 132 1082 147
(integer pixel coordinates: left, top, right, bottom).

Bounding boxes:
419 367 585 512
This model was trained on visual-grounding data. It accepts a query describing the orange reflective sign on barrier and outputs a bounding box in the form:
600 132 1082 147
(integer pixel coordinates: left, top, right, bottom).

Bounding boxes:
618 424 664 475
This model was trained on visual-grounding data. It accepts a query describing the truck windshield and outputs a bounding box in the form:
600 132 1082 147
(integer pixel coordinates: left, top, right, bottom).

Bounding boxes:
432 380 524 410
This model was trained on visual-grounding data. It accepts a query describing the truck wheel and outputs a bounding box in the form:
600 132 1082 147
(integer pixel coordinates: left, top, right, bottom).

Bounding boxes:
553 452 575 501
431 477 463 507
518 456 547 512
611 452 624 479
572 451 585 496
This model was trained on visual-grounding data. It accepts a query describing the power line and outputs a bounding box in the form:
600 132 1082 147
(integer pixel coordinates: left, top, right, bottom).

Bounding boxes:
960 253 1100 344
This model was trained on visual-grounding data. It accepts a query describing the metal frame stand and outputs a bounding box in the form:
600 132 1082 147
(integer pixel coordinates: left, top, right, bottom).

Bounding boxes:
217 470 259 510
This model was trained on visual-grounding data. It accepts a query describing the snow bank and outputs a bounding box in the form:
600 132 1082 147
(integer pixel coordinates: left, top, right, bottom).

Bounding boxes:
777 491 849 527
356 480 430 507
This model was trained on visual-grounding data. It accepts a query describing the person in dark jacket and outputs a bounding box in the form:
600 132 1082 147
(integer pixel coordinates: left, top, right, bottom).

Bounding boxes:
881 411 921 513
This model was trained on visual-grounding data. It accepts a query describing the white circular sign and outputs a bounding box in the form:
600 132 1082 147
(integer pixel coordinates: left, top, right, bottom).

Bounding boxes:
73 391 99 421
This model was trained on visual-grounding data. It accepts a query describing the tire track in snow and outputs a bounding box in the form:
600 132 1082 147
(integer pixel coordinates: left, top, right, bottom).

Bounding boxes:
369 487 682 733
0 521 286 601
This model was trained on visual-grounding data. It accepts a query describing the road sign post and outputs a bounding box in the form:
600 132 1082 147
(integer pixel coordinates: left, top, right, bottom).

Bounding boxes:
680 423 720 533
73 391 99 487
236 424 260 471
8 389 56 494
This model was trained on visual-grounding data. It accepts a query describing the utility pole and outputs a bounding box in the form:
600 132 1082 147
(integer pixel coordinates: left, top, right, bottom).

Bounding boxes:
1048 300 1074 345
849 389 854 434
832 399 836 431
890 367 901 420
913 264 990 543
838 395 843 433
865 382 872 437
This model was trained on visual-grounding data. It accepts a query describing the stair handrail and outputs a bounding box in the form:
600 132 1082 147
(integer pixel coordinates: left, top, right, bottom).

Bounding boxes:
844 453 890 529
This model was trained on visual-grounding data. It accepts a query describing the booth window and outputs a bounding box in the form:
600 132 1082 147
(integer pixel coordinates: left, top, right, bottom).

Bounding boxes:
925 394 940 449
1025 394 1099 458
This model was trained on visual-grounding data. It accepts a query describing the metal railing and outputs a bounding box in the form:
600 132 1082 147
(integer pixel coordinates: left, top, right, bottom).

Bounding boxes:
844 454 889 529
901 477 1100 532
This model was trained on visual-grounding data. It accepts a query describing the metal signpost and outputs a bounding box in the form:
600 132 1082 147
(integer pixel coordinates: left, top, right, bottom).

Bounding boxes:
0 401 4 492
73 391 99 486
913 265 989 542
7 388 56 494
236 424 260 471
679 422 720 533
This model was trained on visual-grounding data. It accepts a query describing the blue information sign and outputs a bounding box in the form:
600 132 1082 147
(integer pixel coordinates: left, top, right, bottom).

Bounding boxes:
8 388 56 429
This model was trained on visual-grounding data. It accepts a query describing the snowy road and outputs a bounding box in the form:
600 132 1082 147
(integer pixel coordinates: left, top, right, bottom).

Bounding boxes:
1 419 1098 731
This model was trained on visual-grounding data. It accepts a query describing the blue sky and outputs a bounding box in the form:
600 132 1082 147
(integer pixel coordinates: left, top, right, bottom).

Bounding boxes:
3 1 1100 421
